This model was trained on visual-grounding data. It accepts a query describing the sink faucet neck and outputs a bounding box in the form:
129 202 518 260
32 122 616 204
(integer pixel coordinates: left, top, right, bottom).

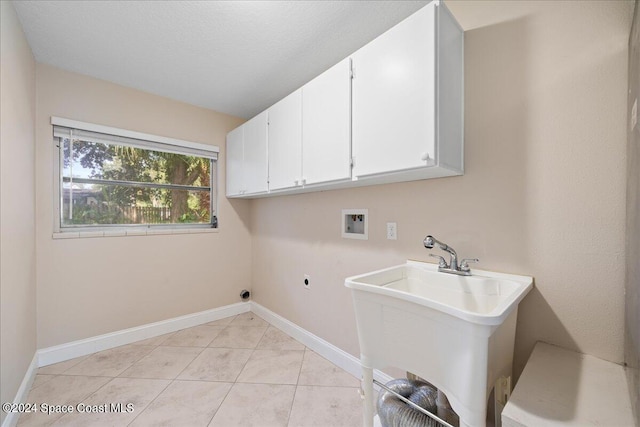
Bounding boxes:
423 235 476 276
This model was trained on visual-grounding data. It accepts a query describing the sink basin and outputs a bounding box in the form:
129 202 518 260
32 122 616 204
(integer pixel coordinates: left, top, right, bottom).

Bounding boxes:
345 260 533 427
346 260 532 326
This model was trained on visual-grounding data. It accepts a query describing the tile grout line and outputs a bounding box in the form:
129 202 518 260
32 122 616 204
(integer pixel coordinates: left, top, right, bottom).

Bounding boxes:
51 375 120 425
232 319 269 382
28 373 57 391
206 315 269 426
37 353 89 375
125 321 228 427
124 376 174 427
171 325 227 382
119 346 208 382
285 345 308 427
108 337 175 426
204 382 234 427
24 342 161 424
16 374 111 427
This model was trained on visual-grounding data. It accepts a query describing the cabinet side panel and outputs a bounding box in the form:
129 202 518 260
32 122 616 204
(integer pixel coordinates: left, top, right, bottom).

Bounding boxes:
352 4 436 178
302 58 352 185
226 125 244 196
268 90 303 190
244 111 269 194
436 2 464 173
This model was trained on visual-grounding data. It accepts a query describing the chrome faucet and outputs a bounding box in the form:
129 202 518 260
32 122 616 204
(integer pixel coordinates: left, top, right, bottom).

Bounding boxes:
423 235 478 276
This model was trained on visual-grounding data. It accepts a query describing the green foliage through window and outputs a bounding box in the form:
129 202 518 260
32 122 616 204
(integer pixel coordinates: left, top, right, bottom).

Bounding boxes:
60 137 216 228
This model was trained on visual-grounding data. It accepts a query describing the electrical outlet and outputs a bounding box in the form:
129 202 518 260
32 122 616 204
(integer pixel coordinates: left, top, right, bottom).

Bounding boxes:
495 376 511 405
304 274 311 289
386 222 397 240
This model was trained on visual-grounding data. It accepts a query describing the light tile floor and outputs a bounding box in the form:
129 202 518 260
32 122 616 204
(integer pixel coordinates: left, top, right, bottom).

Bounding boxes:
17 312 363 427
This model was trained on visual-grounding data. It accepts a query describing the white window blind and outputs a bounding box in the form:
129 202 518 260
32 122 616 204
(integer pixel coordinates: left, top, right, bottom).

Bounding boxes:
51 117 218 159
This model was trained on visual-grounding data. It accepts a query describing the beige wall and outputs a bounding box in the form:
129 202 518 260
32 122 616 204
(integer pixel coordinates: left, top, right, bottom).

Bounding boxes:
626 0 639 423
0 0 37 422
251 0 633 379
35 64 249 348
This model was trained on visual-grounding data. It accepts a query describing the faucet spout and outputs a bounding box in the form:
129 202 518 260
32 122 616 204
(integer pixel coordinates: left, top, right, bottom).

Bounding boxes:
423 235 459 270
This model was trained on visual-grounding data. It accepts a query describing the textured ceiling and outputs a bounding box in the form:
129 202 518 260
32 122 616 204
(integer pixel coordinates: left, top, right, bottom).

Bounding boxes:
13 0 431 118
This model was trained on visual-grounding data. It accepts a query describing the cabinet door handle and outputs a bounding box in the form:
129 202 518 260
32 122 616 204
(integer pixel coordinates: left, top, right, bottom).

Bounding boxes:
294 180 299 186
421 152 431 162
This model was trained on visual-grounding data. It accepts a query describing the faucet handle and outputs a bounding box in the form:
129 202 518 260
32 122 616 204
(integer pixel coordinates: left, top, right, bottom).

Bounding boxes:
429 254 448 268
460 258 479 272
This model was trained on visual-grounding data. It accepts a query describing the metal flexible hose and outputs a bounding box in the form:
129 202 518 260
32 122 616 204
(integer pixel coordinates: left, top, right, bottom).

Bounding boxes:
377 379 440 427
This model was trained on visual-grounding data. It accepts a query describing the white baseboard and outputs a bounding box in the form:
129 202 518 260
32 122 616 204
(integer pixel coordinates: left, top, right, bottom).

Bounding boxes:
250 301 393 385
38 302 251 367
1 353 38 427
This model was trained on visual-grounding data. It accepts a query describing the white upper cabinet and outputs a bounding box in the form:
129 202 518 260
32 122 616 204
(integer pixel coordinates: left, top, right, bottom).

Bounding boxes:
302 58 352 185
268 89 302 191
225 111 268 197
225 1 462 198
352 1 463 180
226 125 244 197
243 111 268 194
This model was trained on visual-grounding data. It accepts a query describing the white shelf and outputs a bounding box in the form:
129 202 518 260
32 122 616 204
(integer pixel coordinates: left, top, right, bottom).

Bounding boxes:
502 342 635 427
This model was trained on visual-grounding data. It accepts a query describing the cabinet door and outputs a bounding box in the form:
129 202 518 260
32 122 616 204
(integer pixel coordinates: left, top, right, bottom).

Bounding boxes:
268 89 302 190
243 111 269 194
226 125 244 196
302 58 351 185
352 4 436 178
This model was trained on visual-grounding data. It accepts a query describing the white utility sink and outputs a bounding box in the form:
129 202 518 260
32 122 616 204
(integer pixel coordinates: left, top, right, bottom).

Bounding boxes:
345 260 533 427
347 260 532 325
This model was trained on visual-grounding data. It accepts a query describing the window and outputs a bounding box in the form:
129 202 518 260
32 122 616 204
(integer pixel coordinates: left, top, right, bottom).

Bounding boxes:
53 117 218 231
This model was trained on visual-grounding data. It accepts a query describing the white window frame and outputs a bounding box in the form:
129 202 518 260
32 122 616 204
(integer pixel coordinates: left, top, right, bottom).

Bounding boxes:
52 116 220 235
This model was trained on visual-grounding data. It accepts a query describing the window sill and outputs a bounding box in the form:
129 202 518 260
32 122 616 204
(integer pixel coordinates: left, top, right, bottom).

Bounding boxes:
52 228 219 239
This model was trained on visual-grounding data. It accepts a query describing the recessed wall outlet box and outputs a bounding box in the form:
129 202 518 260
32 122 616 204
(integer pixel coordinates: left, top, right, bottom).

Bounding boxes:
386 222 397 240
494 375 511 427
342 209 368 240
304 274 311 289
